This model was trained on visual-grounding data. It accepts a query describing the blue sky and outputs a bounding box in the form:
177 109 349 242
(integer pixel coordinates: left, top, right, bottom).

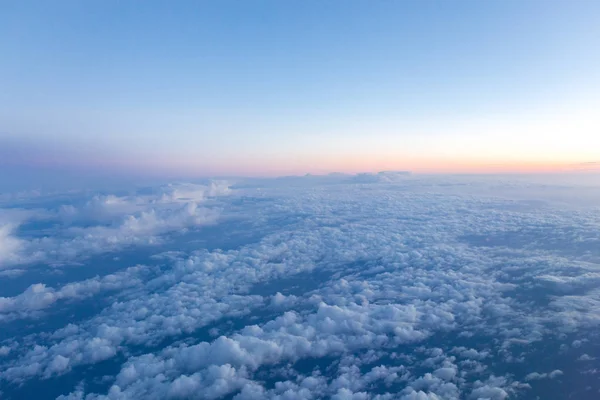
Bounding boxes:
1 0 599 176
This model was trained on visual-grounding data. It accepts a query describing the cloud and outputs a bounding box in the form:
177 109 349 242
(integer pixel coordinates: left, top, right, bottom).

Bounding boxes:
0 264 147 321
524 370 564 381
349 171 411 184
1 174 599 399
578 354 595 361
0 224 24 267
0 181 232 269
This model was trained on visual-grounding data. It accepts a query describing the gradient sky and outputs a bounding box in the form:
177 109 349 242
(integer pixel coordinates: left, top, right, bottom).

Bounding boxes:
1 0 599 177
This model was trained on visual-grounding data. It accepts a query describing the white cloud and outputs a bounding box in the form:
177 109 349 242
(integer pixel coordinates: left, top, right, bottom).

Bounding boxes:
0 265 146 321
524 370 564 381
0 224 24 267
0 346 11 357
578 354 595 361
0 181 232 269
1 174 599 399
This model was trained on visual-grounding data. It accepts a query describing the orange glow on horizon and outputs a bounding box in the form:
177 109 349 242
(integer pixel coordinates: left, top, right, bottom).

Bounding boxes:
22 148 594 177
128 153 596 177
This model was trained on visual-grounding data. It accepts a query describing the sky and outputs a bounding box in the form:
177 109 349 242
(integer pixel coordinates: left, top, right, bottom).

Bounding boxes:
1 0 599 177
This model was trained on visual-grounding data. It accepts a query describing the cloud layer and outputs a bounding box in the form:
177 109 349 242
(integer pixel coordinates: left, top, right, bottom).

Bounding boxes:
0 174 599 399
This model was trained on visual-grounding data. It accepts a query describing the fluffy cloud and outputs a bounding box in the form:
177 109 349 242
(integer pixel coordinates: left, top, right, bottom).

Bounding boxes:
524 370 564 381
0 264 147 321
0 174 599 399
0 182 231 269
0 224 23 266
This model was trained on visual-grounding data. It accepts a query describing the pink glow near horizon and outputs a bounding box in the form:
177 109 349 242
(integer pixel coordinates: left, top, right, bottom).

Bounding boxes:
124 155 597 177
2 142 596 177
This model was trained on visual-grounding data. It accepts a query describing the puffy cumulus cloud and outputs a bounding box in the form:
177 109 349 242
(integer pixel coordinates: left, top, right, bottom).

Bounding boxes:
0 208 44 266
63 201 219 248
0 346 12 357
546 288 600 330
469 385 508 400
467 376 528 400
524 370 564 381
0 283 57 315
0 264 147 321
162 181 231 202
0 224 23 266
0 269 26 278
399 390 441 400
1 174 599 399
535 272 600 293
169 365 250 399
57 181 231 225
58 194 140 223
450 347 489 361
270 292 299 308
578 354 595 361
0 181 232 268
